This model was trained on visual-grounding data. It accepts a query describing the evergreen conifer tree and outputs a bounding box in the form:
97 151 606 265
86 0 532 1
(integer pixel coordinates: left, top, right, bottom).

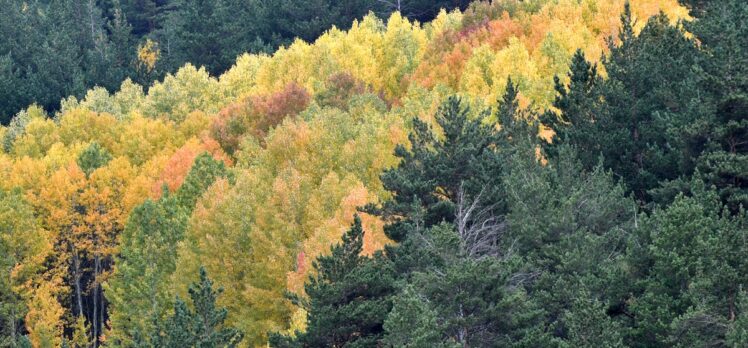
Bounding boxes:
270 215 397 347
151 267 243 348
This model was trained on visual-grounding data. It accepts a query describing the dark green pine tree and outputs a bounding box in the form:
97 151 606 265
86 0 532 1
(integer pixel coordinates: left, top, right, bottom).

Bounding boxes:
541 49 604 166
46 0 133 99
115 0 171 37
497 81 636 346
382 285 449 348
263 0 467 49
600 6 705 204
0 0 82 119
678 0 711 16
683 0 748 213
383 223 549 347
151 267 244 348
0 0 27 123
269 215 397 348
727 291 748 346
561 291 626 348
377 85 551 347
501 143 635 346
164 0 275 76
0 0 139 123
496 78 541 154
105 1 139 87
373 0 469 23
545 3 704 204
164 0 227 75
626 178 748 347
362 80 539 292
365 94 504 242
215 0 277 60
269 0 373 44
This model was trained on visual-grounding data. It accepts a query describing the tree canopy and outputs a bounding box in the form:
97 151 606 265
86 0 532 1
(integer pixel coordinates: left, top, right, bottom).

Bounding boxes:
3 0 746 347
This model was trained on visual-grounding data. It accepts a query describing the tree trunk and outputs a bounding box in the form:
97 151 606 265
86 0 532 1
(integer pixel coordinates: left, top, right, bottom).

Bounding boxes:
7 270 17 342
93 254 100 348
73 253 84 317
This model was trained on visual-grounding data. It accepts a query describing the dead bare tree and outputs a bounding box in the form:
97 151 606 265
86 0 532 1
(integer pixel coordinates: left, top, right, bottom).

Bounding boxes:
455 185 506 259
376 0 402 12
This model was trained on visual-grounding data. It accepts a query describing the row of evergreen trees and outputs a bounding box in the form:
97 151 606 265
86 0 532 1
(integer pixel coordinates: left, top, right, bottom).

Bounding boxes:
0 0 468 124
267 1 747 346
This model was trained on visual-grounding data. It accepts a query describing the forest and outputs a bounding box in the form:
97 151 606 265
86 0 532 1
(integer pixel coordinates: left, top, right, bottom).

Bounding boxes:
0 0 746 347
0 0 469 123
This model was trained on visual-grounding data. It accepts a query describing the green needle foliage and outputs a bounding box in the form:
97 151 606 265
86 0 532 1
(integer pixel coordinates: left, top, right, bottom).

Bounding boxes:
151 267 243 348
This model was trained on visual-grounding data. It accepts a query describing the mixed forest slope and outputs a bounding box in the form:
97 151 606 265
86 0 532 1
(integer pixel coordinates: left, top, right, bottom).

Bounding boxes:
0 0 470 123
3 0 747 347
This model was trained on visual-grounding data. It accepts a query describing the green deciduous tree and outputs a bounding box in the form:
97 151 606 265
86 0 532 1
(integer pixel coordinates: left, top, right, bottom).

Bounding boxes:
105 153 229 346
105 197 188 346
77 143 113 177
174 153 233 210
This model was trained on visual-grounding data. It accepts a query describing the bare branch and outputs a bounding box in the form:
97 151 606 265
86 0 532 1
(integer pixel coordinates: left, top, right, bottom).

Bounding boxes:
455 184 506 259
376 0 401 12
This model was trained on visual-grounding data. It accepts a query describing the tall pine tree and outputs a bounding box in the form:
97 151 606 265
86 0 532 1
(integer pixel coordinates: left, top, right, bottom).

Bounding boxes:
270 215 397 347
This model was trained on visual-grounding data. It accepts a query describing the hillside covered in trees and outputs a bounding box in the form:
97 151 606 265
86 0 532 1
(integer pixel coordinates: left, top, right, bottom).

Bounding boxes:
0 0 470 124
1 0 747 347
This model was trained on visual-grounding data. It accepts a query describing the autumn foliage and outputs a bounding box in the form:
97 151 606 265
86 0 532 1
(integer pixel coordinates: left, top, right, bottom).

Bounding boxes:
0 1 689 346
211 83 310 155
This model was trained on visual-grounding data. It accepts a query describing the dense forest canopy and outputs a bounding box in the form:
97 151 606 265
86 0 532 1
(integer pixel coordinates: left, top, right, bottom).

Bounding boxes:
0 0 470 124
1 0 747 347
